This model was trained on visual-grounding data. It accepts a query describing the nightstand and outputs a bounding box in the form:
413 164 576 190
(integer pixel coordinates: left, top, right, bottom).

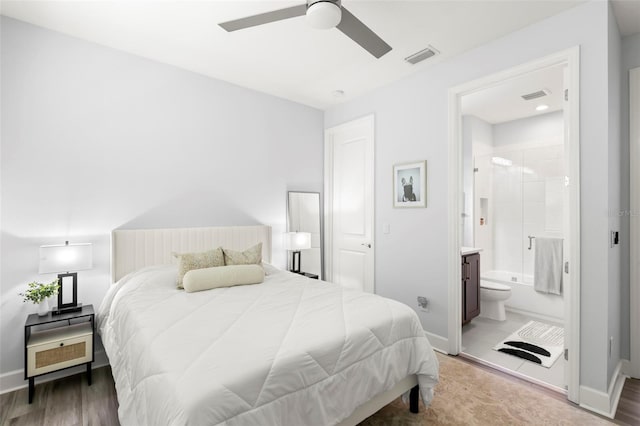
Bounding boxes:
24 304 95 403
295 272 319 279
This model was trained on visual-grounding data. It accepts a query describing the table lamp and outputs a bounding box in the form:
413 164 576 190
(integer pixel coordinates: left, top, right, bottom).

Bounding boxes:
283 232 311 273
39 241 92 315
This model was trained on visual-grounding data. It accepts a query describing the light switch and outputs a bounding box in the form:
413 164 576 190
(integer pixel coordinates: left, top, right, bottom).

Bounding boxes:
383 223 390 234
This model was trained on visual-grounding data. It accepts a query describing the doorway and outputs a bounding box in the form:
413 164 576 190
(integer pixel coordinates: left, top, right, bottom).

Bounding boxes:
447 48 581 403
324 114 375 293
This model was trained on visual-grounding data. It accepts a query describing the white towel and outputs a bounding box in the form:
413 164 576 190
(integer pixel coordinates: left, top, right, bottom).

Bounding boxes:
534 238 563 295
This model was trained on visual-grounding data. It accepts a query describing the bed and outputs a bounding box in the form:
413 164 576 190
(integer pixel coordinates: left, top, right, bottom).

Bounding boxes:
98 225 439 426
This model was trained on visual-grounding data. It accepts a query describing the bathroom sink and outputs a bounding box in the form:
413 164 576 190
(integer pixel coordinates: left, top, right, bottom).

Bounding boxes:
461 247 483 255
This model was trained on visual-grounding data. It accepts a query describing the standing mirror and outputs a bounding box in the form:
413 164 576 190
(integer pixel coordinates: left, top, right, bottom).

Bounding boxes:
287 191 323 279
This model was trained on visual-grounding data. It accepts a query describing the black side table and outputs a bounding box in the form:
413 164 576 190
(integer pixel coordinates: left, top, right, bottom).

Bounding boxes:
24 304 95 403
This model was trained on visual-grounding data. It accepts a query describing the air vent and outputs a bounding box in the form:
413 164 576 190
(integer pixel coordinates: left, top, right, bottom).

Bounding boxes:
404 45 439 65
521 89 551 101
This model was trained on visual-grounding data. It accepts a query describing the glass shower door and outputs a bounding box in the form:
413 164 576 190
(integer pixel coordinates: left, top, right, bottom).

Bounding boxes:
521 144 565 285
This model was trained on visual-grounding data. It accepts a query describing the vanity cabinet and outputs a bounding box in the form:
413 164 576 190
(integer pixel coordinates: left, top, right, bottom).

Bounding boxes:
462 253 480 324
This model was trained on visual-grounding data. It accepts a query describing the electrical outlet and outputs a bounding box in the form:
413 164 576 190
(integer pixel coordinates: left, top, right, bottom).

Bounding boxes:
417 296 428 312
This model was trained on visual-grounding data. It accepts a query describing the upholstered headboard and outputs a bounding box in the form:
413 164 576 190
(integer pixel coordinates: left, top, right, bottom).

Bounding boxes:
111 225 272 282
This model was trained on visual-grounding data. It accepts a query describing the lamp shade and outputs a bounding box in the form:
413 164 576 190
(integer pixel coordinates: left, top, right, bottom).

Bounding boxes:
283 232 311 251
39 242 93 274
306 1 342 30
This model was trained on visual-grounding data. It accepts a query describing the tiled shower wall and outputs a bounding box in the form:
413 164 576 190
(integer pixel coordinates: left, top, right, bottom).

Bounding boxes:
471 111 564 278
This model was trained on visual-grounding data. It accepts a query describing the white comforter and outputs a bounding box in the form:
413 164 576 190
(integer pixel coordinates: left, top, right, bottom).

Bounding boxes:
98 265 439 426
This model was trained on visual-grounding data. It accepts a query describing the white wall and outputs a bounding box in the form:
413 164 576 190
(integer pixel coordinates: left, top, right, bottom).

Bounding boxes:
462 116 493 265
0 17 324 377
493 111 564 148
620 32 640 361
324 0 616 392
462 117 474 247
607 2 623 384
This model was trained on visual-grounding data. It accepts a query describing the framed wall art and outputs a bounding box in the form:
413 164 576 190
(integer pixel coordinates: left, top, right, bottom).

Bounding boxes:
393 161 426 208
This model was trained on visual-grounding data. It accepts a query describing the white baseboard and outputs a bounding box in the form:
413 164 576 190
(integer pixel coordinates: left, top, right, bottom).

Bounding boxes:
505 307 562 325
424 330 448 354
0 350 109 395
579 360 627 418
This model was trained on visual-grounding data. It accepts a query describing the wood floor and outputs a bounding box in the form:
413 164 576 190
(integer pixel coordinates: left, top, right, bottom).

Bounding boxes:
1 367 118 426
1 362 638 425
616 377 640 425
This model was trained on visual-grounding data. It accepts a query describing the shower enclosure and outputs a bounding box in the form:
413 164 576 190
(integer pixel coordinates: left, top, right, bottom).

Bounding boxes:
473 143 565 320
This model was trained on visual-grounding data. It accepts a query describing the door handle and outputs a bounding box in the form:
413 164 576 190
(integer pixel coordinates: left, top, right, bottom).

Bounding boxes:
361 243 372 248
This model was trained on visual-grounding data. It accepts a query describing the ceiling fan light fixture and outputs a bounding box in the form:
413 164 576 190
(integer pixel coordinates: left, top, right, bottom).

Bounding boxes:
306 1 342 30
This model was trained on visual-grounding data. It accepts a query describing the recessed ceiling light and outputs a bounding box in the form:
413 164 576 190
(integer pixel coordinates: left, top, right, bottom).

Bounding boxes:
333 90 345 98
491 156 513 167
536 104 549 111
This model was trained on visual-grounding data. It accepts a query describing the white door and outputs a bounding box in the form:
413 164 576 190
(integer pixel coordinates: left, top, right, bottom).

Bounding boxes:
324 115 375 293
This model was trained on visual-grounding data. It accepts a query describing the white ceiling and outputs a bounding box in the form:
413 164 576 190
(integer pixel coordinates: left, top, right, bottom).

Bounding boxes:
461 65 564 124
0 0 609 110
612 0 640 37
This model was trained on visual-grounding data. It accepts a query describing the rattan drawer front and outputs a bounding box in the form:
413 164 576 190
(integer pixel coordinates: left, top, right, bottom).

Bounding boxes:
27 333 92 377
35 341 86 368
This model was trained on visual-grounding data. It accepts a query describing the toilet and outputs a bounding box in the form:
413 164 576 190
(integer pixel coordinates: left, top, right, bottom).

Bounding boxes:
479 281 512 321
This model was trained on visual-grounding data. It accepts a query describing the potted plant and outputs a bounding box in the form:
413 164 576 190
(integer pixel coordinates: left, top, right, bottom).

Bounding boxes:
20 279 60 316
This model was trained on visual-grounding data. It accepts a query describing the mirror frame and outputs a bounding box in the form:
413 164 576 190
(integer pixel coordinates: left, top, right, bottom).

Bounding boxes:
287 191 324 280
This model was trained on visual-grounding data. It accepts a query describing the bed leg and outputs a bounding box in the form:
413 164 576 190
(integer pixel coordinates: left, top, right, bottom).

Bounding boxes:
409 385 419 413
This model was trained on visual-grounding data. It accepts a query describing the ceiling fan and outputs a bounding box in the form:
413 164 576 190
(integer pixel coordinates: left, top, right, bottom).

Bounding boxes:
219 0 392 59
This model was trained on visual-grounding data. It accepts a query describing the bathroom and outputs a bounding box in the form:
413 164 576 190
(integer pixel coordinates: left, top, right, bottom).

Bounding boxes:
460 64 568 390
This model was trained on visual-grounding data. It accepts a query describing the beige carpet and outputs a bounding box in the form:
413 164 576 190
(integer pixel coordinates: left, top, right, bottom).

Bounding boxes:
360 352 613 425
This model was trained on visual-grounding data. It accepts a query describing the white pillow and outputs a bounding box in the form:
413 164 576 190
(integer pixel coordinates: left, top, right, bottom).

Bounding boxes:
182 264 264 293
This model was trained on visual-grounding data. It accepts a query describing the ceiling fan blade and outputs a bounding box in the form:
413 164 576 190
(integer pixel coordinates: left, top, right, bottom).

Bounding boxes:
336 7 392 58
219 4 307 32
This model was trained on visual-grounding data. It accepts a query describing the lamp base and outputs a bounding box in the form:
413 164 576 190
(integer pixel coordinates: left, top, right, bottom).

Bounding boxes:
290 251 301 273
52 303 83 316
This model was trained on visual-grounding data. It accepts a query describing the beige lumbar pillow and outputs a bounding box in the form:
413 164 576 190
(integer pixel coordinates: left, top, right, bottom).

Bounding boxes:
183 264 264 293
223 243 262 266
174 247 224 289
